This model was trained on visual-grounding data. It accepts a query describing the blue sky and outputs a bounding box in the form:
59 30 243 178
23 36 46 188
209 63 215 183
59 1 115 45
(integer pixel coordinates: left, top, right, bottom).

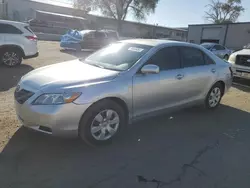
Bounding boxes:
34 0 250 27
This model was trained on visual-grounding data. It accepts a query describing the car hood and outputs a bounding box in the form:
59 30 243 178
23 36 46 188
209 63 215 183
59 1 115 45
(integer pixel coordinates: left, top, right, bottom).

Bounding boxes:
232 49 250 56
21 59 119 91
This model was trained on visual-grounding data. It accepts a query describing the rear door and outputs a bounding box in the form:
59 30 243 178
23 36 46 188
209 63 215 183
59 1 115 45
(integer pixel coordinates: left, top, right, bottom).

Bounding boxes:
0 23 23 46
179 47 217 102
80 32 95 49
93 31 107 48
0 23 6 46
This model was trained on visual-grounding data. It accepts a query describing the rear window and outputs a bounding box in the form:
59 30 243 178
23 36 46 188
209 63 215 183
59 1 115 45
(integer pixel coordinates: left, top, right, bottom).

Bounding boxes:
0 23 23 34
24 26 34 34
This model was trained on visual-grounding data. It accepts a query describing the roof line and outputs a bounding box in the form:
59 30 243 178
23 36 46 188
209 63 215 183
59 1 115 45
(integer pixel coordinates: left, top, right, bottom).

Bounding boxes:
189 21 250 26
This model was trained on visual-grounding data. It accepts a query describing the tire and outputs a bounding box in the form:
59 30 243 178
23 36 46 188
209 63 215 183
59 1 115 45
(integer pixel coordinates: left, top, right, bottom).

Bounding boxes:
79 99 126 146
0 48 22 67
224 54 229 61
205 83 223 109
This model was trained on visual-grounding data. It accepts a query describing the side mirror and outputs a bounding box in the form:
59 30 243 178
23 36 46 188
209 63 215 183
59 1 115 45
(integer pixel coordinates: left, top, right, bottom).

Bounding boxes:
141 64 159 74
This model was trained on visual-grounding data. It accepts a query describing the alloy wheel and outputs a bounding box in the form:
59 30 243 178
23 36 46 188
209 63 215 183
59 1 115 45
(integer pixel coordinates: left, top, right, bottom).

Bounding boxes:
90 109 120 141
2 52 20 66
208 87 221 108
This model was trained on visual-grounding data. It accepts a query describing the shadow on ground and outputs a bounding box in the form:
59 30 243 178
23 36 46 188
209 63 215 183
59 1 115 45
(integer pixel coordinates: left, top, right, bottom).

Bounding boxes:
1 105 250 188
60 49 93 60
0 64 34 91
233 77 250 92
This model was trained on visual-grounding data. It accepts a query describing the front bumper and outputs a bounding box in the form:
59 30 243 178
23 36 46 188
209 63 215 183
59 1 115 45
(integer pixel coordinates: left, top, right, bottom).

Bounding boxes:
231 65 250 80
15 97 92 138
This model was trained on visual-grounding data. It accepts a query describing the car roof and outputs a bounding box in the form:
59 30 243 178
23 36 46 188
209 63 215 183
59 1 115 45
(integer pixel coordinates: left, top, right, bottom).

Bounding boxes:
0 19 28 26
120 39 192 47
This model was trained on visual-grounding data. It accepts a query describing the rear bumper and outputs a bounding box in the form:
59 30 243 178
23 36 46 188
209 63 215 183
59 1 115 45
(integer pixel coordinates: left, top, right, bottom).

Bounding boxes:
24 52 39 59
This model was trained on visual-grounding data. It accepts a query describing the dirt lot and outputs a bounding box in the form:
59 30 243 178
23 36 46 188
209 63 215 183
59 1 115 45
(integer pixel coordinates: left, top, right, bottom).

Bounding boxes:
1 41 250 188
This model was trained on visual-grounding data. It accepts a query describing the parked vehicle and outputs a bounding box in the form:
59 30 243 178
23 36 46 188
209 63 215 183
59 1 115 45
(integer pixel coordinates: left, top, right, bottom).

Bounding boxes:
201 43 232 60
60 29 119 50
15 40 232 145
228 43 250 80
0 20 38 67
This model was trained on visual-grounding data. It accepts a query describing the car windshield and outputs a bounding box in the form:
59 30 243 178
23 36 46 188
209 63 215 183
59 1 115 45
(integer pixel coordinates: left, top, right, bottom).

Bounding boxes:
84 42 152 71
201 43 213 50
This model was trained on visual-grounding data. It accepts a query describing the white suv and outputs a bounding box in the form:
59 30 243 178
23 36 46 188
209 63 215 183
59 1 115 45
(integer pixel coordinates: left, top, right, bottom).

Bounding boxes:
0 20 39 67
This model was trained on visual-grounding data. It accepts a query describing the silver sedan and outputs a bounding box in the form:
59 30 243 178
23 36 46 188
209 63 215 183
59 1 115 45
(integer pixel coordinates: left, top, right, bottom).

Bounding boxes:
14 39 232 145
201 43 232 60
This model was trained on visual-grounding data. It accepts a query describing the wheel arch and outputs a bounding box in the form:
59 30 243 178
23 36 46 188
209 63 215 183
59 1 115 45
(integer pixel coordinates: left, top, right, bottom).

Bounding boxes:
79 97 130 127
0 45 25 57
210 80 226 96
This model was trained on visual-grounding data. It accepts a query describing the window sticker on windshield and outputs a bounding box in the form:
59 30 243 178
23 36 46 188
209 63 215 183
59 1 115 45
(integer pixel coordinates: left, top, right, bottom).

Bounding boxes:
128 47 144 52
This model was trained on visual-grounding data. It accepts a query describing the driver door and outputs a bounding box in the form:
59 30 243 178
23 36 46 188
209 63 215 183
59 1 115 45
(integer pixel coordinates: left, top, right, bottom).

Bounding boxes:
132 47 183 118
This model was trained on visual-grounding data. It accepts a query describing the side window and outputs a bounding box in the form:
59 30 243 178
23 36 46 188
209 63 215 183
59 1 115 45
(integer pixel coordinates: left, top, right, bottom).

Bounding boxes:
148 47 181 71
203 53 215 65
181 47 205 68
218 45 225 50
0 23 23 34
85 32 94 39
95 32 106 39
213 45 224 50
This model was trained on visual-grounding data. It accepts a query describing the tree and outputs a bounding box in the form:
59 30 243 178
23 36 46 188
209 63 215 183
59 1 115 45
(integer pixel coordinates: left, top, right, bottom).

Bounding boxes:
205 0 244 24
74 0 159 33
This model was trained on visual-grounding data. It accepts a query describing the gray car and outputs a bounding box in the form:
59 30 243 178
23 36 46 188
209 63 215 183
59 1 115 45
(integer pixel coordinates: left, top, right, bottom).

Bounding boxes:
201 43 232 60
14 39 232 145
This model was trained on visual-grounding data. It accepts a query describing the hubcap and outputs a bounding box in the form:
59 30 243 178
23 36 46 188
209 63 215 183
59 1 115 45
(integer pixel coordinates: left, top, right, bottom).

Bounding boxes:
2 52 19 66
208 87 221 107
90 109 120 141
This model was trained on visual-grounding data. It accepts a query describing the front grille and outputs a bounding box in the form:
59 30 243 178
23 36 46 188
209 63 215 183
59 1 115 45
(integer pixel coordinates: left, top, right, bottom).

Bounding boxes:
235 55 250 67
15 88 34 104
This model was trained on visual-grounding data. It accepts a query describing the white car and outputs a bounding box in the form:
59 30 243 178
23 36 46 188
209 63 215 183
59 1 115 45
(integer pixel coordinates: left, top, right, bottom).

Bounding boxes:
228 44 250 80
0 20 39 67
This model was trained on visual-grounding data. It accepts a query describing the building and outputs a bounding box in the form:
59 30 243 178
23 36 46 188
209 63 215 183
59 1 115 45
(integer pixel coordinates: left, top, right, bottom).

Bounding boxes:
3 0 187 41
188 22 250 50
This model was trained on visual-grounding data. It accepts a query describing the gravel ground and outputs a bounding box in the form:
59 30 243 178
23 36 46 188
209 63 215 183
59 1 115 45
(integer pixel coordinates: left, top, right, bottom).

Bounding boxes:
1 41 250 188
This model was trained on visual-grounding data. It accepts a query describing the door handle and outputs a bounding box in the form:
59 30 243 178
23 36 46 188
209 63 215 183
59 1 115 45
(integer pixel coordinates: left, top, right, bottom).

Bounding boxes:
176 74 184 80
211 68 216 73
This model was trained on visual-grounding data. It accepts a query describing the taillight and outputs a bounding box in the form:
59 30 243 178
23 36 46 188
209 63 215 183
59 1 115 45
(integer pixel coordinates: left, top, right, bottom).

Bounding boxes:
25 35 38 41
229 67 233 77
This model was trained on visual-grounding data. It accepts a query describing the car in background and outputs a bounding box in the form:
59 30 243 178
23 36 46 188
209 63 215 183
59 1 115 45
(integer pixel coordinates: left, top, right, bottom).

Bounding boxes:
0 19 38 67
15 39 232 145
228 43 250 80
60 29 119 51
201 43 232 60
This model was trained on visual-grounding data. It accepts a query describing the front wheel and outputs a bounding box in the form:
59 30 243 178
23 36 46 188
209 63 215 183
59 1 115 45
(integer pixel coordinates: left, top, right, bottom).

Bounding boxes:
79 100 126 146
205 83 223 109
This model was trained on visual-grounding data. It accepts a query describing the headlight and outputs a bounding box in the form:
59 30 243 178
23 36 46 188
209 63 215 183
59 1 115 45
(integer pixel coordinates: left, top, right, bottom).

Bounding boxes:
32 92 81 105
228 54 236 63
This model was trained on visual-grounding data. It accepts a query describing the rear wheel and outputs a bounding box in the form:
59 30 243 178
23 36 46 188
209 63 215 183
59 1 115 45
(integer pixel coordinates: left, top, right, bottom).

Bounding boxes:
79 99 126 146
1 48 22 67
205 83 223 109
